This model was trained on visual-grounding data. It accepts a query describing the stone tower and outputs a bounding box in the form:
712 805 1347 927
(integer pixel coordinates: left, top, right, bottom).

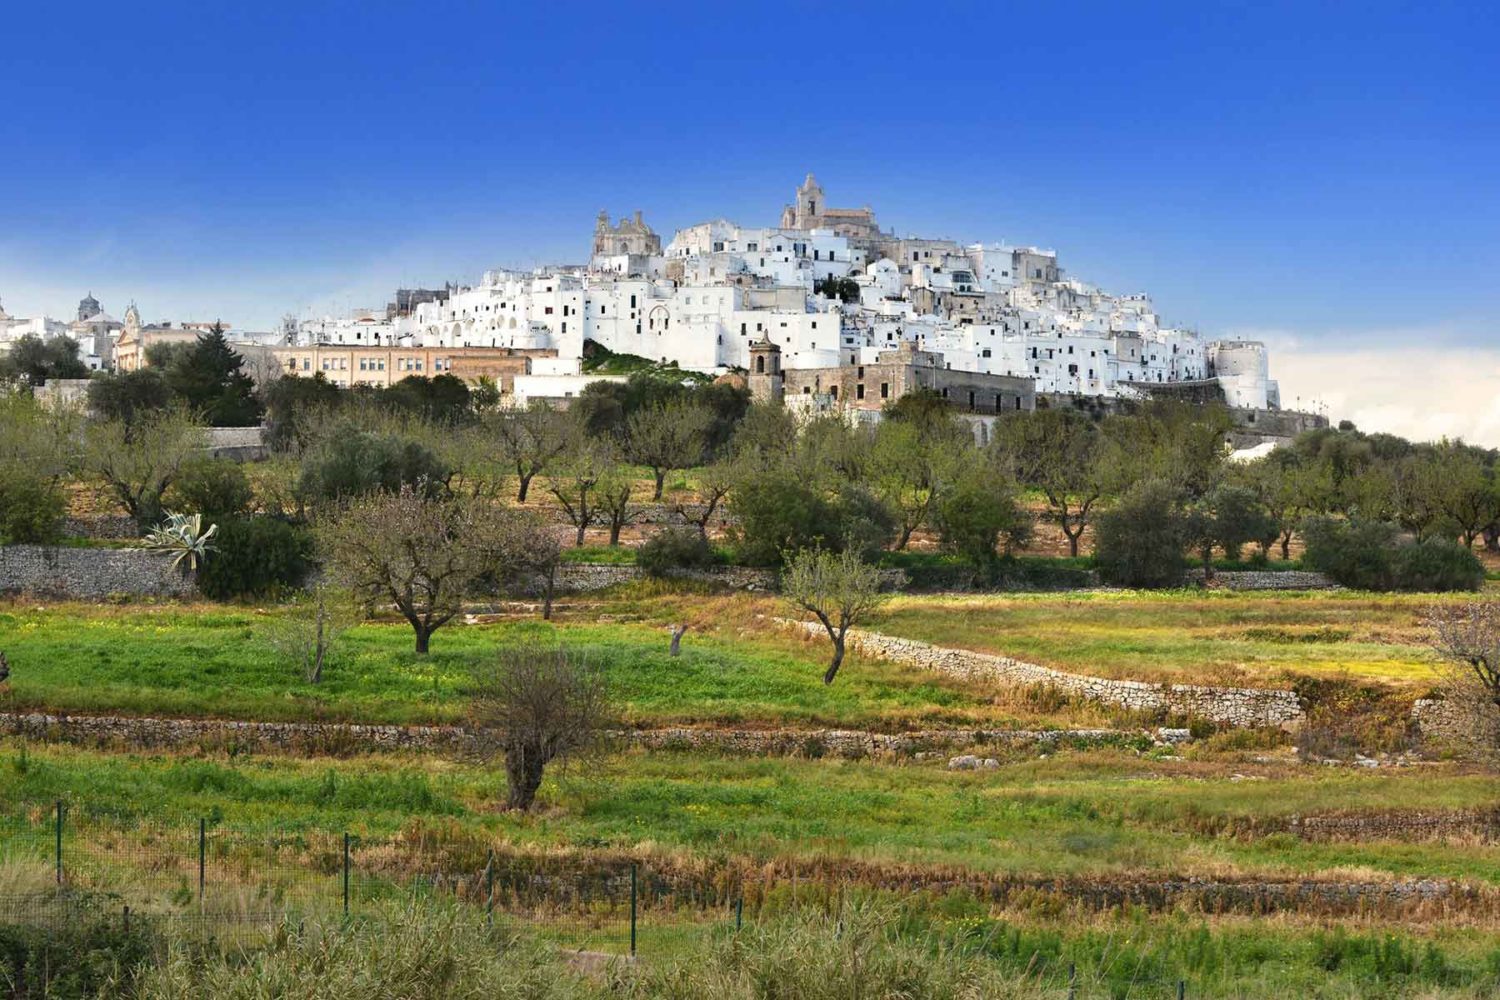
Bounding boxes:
795 172 824 228
747 335 784 405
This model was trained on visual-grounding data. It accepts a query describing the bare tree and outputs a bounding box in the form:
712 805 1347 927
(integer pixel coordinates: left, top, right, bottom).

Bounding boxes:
624 400 714 500
79 410 204 534
547 441 612 546
672 458 734 539
470 645 611 811
266 586 359 684
1428 604 1500 755
782 547 889 685
594 465 639 546
316 487 546 653
490 401 572 503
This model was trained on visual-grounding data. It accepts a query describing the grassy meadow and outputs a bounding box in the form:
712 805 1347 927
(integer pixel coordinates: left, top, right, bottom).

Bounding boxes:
870 590 1462 688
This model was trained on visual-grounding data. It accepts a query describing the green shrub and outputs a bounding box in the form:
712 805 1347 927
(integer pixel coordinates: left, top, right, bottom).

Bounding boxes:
1301 517 1399 590
297 431 450 504
197 516 314 600
170 456 253 518
1302 517 1483 592
637 527 717 576
0 896 158 998
0 475 66 544
729 470 895 566
1093 479 1189 588
1390 538 1484 592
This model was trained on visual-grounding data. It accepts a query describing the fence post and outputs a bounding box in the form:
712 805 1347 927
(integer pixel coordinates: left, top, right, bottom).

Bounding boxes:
484 849 495 927
122 905 130 934
1067 962 1077 1000
342 832 351 918
1178 981 1186 1000
198 818 206 903
735 895 743 932
629 863 638 957
54 800 63 886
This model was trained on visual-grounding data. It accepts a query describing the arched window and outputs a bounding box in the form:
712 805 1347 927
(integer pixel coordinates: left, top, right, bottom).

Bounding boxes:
755 355 765 374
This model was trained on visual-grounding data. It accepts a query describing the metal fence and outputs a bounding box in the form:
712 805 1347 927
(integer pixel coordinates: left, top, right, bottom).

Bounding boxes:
0 801 745 956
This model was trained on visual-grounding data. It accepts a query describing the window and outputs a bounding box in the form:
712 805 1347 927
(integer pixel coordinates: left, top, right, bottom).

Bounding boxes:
981 348 991 358
829 385 838 399
880 382 889 399
856 383 865 400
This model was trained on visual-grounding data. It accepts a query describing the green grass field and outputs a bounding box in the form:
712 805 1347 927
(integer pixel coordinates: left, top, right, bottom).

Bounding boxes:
870 590 1459 688
0 602 1105 730
5 740 1497 886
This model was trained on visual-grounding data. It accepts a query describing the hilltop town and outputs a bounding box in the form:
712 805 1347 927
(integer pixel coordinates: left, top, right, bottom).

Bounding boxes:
1 174 1317 444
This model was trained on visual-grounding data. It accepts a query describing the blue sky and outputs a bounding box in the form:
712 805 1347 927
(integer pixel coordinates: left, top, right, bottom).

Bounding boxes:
3 2 1497 439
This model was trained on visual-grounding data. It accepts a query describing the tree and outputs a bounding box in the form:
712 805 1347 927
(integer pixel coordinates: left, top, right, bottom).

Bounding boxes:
671 458 734 539
933 463 1030 574
0 334 89 386
782 547 889 685
296 429 451 505
995 410 1109 557
0 391 74 544
1184 484 1277 573
469 644 611 811
490 401 572 502
547 441 613 546
317 487 544 653
594 464 639 546
728 463 895 566
265 587 357 684
1093 479 1190 588
161 323 263 426
814 275 860 303
1427 602 1500 759
867 421 943 550
80 410 204 533
1430 443 1499 549
624 399 714 500
1242 454 1334 559
87 369 172 428
263 372 342 453
169 456 254 518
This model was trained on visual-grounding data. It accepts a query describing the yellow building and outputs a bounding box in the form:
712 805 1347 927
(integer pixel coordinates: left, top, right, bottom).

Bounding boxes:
271 344 551 391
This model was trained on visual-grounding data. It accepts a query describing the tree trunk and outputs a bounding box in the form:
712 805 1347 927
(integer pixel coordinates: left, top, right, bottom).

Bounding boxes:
1063 525 1082 558
895 524 914 550
517 473 533 503
504 747 546 811
1484 524 1500 552
823 634 846 685
413 623 432 654
575 522 587 546
309 603 326 684
1280 530 1293 561
609 518 623 546
542 565 555 621
652 470 666 501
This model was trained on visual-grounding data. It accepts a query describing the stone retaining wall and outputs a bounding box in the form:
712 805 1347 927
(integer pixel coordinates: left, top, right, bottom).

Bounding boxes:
0 545 196 599
795 623 1305 728
0 711 1145 759
1187 569 1337 590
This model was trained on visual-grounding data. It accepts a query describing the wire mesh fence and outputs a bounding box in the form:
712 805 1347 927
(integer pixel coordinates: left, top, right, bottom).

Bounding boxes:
0 801 745 956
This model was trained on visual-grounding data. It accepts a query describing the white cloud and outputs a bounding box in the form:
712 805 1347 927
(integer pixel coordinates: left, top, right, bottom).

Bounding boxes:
1257 332 1500 447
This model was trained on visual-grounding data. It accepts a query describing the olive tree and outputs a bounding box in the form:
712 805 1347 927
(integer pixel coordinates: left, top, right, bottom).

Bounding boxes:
490 401 572 502
317 487 546 653
994 410 1110 557
624 399 714 500
781 546 889 685
79 410 205 534
547 440 614 546
470 645 611 810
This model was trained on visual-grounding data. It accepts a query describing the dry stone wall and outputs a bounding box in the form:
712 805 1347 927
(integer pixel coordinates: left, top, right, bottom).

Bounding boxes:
0 545 195 599
0 711 1146 760
1187 569 1337 590
796 623 1305 728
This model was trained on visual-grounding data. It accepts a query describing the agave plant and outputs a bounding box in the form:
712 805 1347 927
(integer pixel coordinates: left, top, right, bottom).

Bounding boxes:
145 511 218 578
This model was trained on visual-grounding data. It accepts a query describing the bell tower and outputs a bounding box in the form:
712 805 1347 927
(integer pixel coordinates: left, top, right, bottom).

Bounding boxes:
747 335 784 405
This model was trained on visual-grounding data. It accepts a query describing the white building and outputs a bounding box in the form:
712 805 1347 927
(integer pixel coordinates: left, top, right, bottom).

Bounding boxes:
290 173 1279 411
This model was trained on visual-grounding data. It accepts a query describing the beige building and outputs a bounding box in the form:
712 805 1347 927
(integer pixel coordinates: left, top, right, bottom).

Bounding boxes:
272 343 552 391
113 306 227 372
755 337 1035 416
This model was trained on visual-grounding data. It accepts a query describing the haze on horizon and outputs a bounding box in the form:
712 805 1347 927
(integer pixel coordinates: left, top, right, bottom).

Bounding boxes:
2 2 1495 444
